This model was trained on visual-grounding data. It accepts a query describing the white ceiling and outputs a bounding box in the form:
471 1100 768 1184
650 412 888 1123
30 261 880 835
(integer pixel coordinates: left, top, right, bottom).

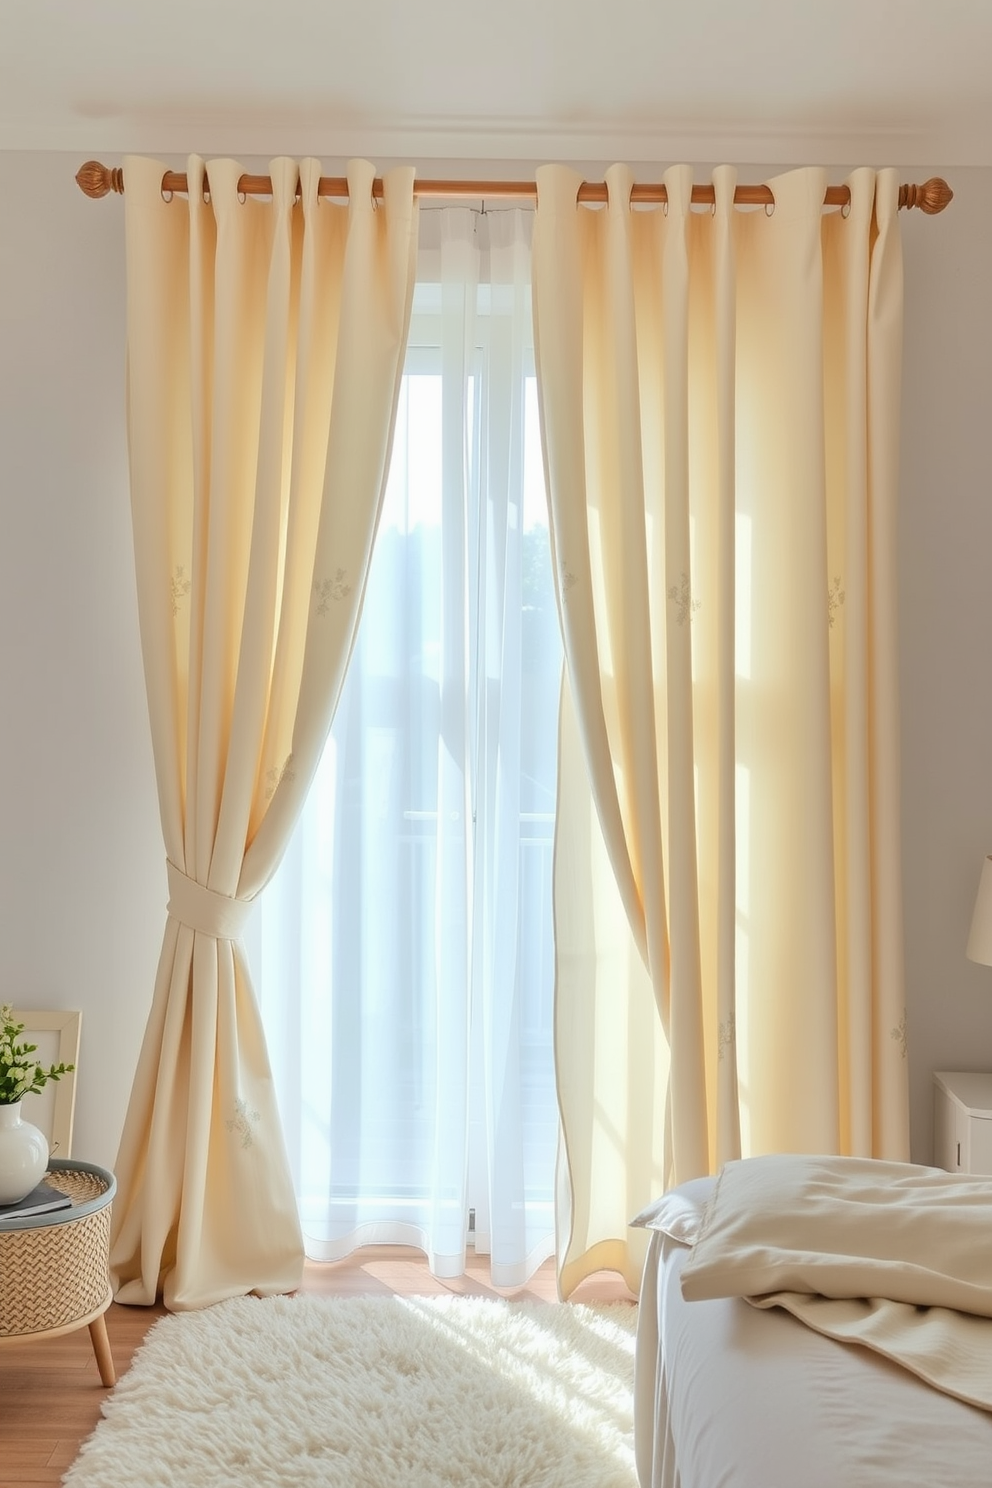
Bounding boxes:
3 0 992 169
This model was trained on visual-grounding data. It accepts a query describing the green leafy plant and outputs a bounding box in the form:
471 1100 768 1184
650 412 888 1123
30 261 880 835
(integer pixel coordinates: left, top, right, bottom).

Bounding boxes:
0 1005 75 1105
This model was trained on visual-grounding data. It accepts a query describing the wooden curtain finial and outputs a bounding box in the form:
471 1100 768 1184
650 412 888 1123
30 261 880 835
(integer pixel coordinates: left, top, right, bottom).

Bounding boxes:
75 160 124 199
899 177 953 214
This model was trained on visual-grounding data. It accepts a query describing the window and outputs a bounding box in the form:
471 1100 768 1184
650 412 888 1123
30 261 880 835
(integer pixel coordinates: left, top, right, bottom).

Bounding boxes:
254 209 562 1286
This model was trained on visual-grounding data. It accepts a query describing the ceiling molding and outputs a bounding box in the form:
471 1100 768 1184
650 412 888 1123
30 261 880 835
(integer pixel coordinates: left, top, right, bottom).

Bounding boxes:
0 114 981 171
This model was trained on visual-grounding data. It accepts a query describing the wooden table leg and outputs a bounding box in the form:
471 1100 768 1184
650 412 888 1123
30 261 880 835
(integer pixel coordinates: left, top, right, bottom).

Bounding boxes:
88 1312 116 1386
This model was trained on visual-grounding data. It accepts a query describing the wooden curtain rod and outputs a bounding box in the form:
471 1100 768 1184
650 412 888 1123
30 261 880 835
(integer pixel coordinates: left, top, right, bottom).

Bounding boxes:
75 160 953 215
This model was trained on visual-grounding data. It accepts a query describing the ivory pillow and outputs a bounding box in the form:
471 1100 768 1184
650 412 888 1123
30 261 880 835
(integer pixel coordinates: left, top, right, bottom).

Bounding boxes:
629 1177 715 1246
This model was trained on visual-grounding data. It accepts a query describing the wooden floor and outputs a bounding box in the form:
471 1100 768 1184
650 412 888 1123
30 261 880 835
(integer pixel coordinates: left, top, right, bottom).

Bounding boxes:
0 1250 636 1485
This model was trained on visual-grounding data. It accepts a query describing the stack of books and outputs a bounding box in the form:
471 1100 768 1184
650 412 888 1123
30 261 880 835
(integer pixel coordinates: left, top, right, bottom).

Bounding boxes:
0 1180 73 1220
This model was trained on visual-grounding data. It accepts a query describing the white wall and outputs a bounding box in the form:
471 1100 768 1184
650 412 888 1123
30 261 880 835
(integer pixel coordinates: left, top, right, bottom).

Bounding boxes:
898 168 992 1146
0 152 163 1168
0 150 989 1170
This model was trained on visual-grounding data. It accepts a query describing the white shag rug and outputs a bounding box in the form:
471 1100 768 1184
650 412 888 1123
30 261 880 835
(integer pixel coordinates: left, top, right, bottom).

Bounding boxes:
63 1294 638 1488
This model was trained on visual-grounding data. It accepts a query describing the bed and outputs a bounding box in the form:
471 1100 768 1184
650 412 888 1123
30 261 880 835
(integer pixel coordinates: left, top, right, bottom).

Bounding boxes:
633 1161 992 1488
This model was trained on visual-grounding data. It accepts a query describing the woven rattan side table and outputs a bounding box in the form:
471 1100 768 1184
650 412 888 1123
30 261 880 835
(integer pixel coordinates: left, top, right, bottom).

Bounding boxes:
0 1158 117 1385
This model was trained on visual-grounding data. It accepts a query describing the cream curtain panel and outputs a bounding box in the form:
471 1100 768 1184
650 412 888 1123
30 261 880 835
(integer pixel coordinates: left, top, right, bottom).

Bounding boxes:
111 155 418 1309
533 163 910 1296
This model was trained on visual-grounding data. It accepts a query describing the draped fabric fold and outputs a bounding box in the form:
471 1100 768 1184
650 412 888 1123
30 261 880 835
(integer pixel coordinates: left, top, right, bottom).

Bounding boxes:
533 163 910 1297
112 154 418 1309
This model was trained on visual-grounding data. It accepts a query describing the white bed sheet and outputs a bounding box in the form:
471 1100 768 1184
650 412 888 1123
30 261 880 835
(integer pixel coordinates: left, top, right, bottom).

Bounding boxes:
635 1207 992 1487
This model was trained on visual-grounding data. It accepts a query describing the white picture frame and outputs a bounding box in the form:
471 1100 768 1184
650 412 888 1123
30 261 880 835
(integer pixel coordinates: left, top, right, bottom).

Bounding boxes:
11 1009 81 1159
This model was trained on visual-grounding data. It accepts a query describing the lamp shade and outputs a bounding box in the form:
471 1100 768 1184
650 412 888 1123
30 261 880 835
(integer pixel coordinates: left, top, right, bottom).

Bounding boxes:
966 855 992 966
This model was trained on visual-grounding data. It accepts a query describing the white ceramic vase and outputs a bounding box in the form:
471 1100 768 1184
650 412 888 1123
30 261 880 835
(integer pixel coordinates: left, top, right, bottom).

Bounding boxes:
0 1101 49 1204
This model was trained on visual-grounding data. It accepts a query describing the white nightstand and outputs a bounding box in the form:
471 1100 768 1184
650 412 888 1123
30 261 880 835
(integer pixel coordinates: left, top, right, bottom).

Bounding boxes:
933 1071 992 1175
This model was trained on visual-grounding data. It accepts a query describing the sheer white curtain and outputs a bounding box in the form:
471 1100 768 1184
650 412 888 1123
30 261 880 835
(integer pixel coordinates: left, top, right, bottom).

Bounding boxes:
252 207 562 1286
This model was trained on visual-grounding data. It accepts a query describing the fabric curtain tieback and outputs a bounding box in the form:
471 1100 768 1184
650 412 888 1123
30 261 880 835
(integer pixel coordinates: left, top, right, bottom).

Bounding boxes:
166 860 254 940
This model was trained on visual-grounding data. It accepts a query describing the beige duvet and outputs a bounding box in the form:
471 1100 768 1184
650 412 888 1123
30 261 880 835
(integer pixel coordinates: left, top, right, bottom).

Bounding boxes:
679 1153 992 1411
